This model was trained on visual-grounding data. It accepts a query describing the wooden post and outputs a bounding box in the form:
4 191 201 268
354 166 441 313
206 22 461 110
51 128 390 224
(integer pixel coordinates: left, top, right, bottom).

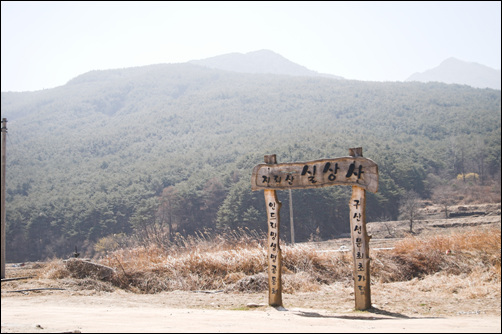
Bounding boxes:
1 118 6 279
349 147 371 310
288 189 295 244
264 154 283 307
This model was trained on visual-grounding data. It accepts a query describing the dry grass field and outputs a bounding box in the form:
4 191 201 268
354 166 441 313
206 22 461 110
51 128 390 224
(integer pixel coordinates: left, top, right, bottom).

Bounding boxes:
1 203 500 333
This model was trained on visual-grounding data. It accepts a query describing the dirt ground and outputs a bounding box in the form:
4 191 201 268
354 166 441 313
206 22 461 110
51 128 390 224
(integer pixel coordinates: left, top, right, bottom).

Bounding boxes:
1 291 500 333
2 203 501 333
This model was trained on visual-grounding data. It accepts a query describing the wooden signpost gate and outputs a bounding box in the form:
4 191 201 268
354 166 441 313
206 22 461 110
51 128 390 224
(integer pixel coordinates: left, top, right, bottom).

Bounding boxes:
251 147 378 310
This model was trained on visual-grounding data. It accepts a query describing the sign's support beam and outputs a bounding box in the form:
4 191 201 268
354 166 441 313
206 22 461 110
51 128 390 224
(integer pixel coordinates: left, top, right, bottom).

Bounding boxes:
264 154 283 307
349 148 372 310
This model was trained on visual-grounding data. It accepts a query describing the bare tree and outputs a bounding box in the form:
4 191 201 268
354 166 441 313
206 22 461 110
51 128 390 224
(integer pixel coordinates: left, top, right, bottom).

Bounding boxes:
398 190 422 233
431 185 455 218
376 214 395 238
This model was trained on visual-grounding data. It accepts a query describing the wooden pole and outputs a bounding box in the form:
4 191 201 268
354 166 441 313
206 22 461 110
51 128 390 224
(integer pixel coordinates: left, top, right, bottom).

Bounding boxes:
264 154 282 307
1 118 7 279
288 189 295 244
349 147 371 310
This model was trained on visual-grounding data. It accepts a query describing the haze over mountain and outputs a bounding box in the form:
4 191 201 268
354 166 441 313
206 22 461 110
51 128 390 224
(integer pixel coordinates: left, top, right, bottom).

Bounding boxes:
189 50 500 89
406 57 501 90
189 49 344 80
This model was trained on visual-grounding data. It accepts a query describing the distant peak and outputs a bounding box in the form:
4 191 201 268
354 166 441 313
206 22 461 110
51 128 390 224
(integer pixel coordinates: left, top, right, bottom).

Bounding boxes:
190 49 316 77
440 57 492 69
189 49 344 79
435 57 467 69
441 57 461 63
406 57 501 90
246 49 280 55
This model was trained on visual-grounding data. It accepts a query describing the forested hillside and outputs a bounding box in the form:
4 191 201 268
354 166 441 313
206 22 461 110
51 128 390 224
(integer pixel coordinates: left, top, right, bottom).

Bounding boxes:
2 63 500 262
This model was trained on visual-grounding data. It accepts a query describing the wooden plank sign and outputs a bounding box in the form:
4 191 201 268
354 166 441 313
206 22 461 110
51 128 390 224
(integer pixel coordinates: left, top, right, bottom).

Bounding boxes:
252 148 377 310
251 157 378 193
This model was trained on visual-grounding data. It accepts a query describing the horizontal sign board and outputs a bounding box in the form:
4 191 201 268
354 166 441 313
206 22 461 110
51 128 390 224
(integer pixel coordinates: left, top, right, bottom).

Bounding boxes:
251 157 378 192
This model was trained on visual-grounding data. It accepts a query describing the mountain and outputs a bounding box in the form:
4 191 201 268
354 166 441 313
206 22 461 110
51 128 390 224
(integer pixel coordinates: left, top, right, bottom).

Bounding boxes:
189 49 344 79
1 56 500 262
406 57 501 90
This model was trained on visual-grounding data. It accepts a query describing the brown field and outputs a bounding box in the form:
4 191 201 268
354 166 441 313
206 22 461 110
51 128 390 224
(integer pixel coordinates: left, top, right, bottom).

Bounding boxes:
1 203 500 333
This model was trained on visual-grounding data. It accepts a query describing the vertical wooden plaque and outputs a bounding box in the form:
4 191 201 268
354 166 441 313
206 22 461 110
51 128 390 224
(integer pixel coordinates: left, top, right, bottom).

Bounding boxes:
349 148 371 310
264 154 283 307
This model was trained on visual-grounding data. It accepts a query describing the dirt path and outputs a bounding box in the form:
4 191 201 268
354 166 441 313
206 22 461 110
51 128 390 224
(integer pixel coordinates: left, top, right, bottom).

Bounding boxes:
1 293 500 333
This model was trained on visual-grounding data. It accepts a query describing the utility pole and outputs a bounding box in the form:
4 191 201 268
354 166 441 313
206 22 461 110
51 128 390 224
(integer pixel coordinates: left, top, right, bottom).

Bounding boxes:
1 118 7 278
288 189 295 244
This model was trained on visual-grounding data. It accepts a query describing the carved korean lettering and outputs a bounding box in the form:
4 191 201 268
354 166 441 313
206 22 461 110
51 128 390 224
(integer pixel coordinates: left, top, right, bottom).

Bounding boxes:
251 157 378 192
323 161 340 181
350 185 371 309
265 185 282 306
346 161 364 179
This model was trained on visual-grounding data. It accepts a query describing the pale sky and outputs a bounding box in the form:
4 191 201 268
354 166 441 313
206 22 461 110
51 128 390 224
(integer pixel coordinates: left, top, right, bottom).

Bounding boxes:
1 1 501 92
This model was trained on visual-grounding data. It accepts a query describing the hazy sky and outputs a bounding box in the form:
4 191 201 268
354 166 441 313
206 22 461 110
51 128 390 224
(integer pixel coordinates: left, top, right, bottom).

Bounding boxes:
1 1 501 92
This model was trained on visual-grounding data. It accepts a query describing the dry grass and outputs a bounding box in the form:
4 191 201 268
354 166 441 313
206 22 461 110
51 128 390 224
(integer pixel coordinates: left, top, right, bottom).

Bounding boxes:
373 226 501 283
42 226 500 296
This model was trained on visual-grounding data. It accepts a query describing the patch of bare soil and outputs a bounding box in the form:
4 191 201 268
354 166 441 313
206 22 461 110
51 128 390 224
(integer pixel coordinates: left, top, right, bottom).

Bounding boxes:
2 203 500 333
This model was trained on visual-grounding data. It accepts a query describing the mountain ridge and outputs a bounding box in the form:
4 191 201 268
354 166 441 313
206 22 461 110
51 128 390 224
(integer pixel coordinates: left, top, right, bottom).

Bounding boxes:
189 49 344 79
406 57 501 90
2 50 499 93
